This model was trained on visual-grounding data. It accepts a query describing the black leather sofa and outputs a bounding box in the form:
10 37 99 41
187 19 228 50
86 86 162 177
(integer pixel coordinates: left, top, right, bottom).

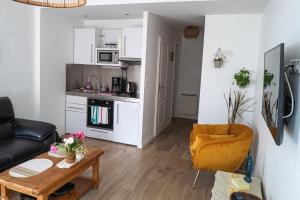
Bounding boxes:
0 97 58 172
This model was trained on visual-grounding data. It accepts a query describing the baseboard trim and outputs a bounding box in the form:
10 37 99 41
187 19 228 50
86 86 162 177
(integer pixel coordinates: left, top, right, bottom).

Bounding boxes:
142 135 154 148
155 119 172 137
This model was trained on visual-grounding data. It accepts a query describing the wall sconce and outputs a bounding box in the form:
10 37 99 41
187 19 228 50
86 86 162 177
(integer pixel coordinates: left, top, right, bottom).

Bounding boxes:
213 48 226 68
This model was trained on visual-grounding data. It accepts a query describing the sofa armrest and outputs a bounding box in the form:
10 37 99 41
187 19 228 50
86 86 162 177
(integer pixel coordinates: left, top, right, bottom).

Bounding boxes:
14 118 57 141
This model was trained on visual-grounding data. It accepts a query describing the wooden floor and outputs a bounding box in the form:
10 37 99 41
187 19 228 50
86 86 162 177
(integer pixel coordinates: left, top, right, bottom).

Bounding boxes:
80 118 215 200
9 118 215 200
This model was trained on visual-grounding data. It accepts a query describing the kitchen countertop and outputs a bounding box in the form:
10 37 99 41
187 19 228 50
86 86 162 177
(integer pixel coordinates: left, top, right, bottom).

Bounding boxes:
66 90 141 103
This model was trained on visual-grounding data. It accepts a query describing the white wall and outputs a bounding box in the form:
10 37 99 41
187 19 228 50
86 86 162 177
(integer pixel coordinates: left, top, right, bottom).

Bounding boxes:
0 1 38 119
198 14 262 125
253 0 300 199
173 34 204 119
140 12 180 147
40 10 75 133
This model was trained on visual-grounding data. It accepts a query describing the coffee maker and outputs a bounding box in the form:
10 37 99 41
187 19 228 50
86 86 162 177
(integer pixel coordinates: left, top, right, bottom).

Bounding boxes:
111 77 125 94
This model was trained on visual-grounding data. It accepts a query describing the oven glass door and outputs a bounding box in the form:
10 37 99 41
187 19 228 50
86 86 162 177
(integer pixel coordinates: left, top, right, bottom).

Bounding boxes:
87 99 114 130
98 52 113 62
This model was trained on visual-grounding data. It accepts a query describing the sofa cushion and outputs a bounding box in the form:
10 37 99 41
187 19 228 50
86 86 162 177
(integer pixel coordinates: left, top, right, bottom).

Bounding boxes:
0 154 12 172
0 122 14 140
0 138 46 165
14 118 56 141
0 97 15 122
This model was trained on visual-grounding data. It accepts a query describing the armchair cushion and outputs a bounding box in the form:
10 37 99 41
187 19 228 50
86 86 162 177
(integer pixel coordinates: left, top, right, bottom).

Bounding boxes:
190 134 234 160
14 118 56 141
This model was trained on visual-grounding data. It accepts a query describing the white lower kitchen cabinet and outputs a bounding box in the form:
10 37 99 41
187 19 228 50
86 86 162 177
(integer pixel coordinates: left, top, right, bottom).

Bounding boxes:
114 101 140 146
65 96 87 134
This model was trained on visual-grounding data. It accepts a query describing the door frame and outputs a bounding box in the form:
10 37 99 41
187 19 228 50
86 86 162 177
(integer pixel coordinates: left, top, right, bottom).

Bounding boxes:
154 36 162 137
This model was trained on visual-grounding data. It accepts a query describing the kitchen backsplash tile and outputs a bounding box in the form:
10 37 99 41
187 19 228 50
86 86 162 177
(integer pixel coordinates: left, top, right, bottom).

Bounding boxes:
66 64 141 94
66 64 83 91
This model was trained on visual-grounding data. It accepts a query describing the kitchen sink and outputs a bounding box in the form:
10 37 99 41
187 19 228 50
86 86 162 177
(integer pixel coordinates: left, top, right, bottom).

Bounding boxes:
70 89 114 96
71 89 97 93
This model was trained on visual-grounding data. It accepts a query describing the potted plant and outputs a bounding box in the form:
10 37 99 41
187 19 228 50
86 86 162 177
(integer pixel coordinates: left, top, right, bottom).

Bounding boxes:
50 131 85 164
224 89 254 124
224 68 254 124
234 68 251 88
213 48 226 68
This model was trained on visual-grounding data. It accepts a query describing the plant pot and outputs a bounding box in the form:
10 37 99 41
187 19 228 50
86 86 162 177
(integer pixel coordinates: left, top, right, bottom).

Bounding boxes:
214 60 223 68
64 152 76 164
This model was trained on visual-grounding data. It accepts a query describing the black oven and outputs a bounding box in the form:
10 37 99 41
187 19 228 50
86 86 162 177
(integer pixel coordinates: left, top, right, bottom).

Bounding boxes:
87 98 114 130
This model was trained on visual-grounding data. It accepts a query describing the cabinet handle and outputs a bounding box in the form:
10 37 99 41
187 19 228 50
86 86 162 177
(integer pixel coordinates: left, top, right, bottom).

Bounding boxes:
90 129 109 134
117 104 119 124
67 106 84 111
123 36 126 57
90 44 94 64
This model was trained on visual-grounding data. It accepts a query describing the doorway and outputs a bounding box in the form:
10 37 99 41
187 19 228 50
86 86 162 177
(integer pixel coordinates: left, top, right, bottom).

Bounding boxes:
154 35 177 136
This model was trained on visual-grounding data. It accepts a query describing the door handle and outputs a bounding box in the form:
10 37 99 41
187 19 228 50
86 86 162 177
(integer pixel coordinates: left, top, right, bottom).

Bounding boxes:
123 36 126 57
117 104 119 124
67 106 84 111
90 129 109 134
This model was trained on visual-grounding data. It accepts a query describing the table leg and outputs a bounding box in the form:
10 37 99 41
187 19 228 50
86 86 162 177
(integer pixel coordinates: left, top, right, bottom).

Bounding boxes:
37 194 48 200
1 185 9 200
92 157 100 189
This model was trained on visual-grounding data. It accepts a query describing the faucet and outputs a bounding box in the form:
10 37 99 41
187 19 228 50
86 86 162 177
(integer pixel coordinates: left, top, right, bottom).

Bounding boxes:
87 75 100 93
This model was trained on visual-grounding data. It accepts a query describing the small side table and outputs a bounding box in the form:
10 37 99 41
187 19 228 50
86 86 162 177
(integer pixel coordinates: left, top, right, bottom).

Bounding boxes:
211 171 262 200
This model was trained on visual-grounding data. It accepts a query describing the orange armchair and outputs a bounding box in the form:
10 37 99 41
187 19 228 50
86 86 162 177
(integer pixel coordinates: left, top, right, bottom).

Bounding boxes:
190 124 253 188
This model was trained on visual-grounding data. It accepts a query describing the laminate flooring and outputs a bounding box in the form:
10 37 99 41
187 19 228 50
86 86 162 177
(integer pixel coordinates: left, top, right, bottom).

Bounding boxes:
81 118 215 200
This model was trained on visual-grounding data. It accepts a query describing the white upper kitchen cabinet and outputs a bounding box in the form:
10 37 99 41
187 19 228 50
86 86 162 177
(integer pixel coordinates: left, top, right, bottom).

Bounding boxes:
99 29 122 48
122 27 143 58
114 101 140 146
74 28 96 65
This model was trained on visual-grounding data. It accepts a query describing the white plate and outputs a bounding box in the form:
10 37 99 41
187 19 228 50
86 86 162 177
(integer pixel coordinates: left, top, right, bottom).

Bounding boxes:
9 159 53 178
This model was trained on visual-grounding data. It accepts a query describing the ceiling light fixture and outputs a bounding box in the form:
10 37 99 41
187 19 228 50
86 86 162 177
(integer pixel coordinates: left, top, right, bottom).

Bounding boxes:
13 0 86 8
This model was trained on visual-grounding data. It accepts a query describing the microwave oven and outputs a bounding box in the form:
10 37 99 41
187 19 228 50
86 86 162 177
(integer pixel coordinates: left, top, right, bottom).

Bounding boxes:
96 48 120 65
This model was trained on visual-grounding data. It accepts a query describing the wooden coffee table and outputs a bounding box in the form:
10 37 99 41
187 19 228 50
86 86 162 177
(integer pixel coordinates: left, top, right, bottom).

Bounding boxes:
0 147 104 200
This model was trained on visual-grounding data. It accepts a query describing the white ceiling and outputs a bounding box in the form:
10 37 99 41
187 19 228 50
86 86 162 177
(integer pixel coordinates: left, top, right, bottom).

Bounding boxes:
47 0 269 28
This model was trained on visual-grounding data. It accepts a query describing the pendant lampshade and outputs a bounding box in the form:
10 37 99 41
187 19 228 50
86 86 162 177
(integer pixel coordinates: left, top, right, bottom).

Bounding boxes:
13 0 86 8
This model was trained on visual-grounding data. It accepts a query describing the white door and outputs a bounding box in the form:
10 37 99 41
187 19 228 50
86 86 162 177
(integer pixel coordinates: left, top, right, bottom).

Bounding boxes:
74 28 96 64
114 101 140 146
122 27 143 58
165 45 176 124
156 36 168 134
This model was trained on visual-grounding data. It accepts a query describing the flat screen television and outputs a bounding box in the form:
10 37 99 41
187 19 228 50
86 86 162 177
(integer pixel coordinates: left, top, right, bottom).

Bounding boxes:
262 43 285 145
